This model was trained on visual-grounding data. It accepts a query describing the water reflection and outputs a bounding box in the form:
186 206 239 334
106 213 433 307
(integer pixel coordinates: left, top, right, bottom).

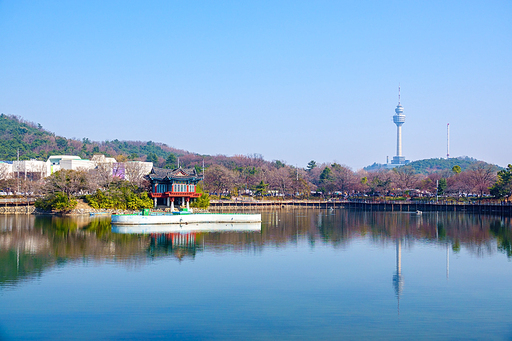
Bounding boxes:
149 233 198 261
0 210 511 288
393 238 403 314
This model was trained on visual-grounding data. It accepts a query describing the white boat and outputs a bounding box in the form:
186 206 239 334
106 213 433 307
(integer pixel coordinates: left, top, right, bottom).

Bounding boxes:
111 212 261 225
112 222 261 234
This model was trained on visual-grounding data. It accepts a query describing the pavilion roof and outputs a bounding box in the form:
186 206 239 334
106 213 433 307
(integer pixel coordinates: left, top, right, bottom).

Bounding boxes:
148 167 201 181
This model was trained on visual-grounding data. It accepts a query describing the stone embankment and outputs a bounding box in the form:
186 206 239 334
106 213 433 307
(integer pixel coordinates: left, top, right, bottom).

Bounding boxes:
0 205 36 214
0 198 210 215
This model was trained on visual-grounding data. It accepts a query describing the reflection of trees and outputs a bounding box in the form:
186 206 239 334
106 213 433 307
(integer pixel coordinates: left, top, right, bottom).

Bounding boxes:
0 216 266 287
1 211 511 288
490 219 512 258
260 209 511 259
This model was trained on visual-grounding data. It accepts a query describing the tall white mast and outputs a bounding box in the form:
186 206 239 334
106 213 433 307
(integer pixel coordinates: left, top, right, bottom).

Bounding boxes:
447 123 450 159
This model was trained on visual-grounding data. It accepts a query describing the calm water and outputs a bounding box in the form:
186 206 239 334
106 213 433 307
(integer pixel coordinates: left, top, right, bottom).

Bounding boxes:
1 210 512 340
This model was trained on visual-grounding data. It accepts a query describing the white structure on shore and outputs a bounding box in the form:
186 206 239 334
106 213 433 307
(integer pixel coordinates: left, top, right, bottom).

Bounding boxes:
0 155 152 181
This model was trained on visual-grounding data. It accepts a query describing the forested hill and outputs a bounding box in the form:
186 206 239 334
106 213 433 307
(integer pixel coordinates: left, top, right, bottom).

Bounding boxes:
0 114 284 172
0 114 187 162
405 157 501 174
365 157 501 175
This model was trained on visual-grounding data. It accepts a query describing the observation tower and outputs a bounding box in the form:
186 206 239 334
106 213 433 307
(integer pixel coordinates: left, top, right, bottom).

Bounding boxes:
391 86 406 165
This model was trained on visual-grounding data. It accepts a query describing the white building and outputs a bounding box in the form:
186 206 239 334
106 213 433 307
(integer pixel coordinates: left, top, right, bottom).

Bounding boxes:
47 155 83 175
0 161 13 180
13 160 47 180
0 155 153 182
46 154 153 181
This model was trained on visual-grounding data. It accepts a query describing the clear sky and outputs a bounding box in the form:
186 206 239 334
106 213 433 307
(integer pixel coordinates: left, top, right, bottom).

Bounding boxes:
1 1 511 169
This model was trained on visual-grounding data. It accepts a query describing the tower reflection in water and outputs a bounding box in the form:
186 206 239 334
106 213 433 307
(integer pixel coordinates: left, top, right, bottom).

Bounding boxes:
393 238 403 314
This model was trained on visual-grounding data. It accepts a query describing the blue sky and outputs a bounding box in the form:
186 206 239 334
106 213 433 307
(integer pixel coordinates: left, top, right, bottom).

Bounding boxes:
1 1 511 169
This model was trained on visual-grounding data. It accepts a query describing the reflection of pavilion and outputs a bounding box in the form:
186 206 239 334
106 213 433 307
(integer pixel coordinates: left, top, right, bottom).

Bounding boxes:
392 238 404 314
149 233 198 260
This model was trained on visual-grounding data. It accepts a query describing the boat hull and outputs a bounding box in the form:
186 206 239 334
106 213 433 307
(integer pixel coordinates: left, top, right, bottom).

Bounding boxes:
111 213 261 225
112 222 261 234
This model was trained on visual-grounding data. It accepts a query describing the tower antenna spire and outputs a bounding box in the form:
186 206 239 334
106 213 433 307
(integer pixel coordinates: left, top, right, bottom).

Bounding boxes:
398 84 401 105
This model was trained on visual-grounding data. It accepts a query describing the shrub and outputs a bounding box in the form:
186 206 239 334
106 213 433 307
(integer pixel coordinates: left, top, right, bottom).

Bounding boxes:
86 182 153 210
191 193 210 209
35 192 77 211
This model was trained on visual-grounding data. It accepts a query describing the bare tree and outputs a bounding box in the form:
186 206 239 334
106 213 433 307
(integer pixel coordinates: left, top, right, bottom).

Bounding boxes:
392 166 420 192
125 162 150 187
267 167 293 196
331 164 358 194
418 173 440 195
44 170 90 196
204 165 235 195
91 161 114 189
446 173 472 197
290 168 312 198
467 162 497 197
0 163 11 180
367 170 393 195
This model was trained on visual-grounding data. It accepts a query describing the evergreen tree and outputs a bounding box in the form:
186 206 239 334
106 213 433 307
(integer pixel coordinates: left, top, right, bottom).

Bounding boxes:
490 164 512 199
146 153 158 164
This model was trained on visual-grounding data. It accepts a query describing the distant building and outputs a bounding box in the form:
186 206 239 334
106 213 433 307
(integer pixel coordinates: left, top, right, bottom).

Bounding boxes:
46 154 152 180
90 154 117 164
47 155 84 175
0 154 153 182
147 167 202 210
13 160 47 180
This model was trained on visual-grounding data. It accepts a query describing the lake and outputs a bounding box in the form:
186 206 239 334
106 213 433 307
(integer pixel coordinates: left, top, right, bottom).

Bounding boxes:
1 209 511 340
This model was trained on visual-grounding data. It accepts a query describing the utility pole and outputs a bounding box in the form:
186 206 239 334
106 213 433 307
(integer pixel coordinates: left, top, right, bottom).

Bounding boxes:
17 149 20 194
436 179 439 203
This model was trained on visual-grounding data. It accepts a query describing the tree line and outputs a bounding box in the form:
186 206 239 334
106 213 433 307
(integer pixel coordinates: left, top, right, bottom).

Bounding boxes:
201 159 512 201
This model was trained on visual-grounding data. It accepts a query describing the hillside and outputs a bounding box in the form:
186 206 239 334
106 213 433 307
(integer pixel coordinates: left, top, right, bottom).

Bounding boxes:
0 114 273 170
0 114 190 162
364 157 501 175
405 157 501 174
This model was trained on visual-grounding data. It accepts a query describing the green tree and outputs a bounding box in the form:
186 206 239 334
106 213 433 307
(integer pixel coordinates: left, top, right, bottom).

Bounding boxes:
146 153 158 164
319 167 333 183
452 165 462 174
307 160 317 171
437 178 447 196
191 193 210 209
490 164 512 199
253 181 268 196
86 181 153 210
165 153 177 169
35 192 77 211
273 160 285 169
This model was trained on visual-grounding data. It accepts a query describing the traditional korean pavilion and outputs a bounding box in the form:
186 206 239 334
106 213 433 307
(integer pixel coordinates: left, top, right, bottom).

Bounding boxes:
147 167 203 210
